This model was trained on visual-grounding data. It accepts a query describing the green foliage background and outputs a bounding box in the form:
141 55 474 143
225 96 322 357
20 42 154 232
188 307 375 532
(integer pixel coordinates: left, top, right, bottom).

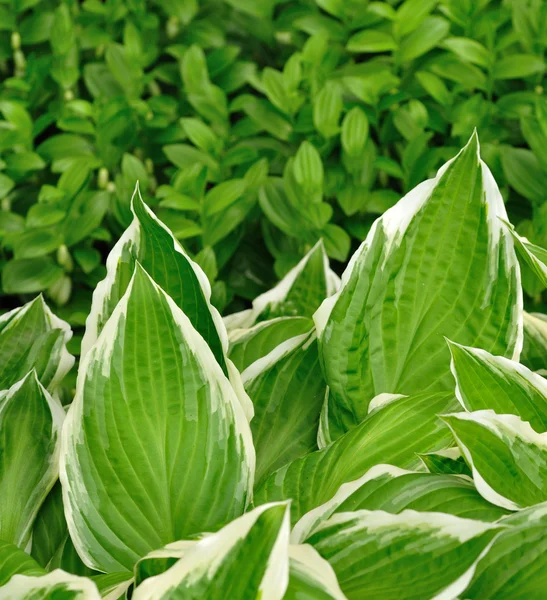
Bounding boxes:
0 0 546 338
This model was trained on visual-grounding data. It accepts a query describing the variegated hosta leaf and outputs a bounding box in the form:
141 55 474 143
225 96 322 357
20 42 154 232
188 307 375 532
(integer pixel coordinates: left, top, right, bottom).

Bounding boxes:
315 133 522 438
229 316 312 372
242 332 326 485
131 502 290 600
418 448 472 477
507 226 547 288
522 312 547 372
305 509 501 600
61 264 254 573
255 392 458 525
466 502 547 599
449 341 547 432
292 464 506 543
0 570 101 599
91 573 133 600
81 185 228 375
31 483 92 576
443 410 547 510
0 541 45 586
285 545 347 600
0 296 73 391
0 371 64 547
225 240 340 331
134 540 198 588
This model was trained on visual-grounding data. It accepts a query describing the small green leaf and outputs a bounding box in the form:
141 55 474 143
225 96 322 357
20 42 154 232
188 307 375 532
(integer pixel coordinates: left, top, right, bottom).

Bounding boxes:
2 257 64 295
341 107 369 158
398 17 450 63
313 82 342 139
493 54 545 80
521 312 547 372
347 30 396 53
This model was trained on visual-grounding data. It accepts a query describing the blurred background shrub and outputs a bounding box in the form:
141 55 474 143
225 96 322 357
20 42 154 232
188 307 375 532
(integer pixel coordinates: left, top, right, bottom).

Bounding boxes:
0 0 546 346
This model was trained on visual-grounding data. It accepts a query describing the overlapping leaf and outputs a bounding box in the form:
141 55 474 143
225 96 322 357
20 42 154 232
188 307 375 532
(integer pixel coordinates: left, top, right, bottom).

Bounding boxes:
131 502 290 600
521 312 547 372
0 569 101 599
255 392 457 524
466 502 547 599
285 545 347 600
0 541 45 587
443 410 547 510
419 447 472 476
305 509 500 600
507 226 547 288
449 341 547 432
81 185 228 374
242 332 325 484
0 371 64 547
292 464 505 542
61 264 254 572
315 133 522 438
0 296 73 391
226 240 340 331
229 316 312 372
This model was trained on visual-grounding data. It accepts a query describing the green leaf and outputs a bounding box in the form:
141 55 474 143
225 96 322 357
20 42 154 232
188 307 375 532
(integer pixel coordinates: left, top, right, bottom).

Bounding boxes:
131 503 290 600
31 483 92 576
81 187 230 379
292 464 506 543
507 226 547 288
293 142 323 197
2 258 64 294
0 296 74 391
521 312 547 372
285 545 346 600
181 118 220 155
502 147 547 204
91 572 132 598
313 82 342 139
255 392 457 525
5 152 46 172
0 173 15 199
419 448 472 477
315 133 522 437
398 17 450 63
163 144 220 179
395 0 436 37
12 229 63 260
243 332 325 485
61 265 254 572
228 316 313 372
0 371 64 547
442 37 490 67
50 4 73 55
415 71 451 106
448 341 547 432
346 30 396 53
305 509 500 600
0 570 101 599
341 107 369 158
492 54 545 80
203 179 247 217
443 410 547 510
466 502 547 599
0 541 45 586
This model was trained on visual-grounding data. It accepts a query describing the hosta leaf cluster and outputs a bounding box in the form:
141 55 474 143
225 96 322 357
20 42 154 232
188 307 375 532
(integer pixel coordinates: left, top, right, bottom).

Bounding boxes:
1 133 547 599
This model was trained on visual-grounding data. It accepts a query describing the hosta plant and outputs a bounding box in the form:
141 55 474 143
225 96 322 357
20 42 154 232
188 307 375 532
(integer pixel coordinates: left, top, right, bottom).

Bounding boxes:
2 133 547 600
